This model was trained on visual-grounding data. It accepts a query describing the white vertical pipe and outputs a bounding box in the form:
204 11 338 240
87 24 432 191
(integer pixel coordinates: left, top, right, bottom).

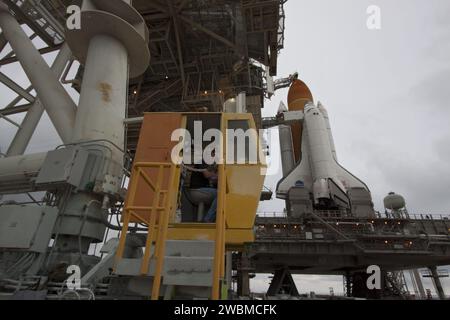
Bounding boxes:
0 2 76 143
71 34 128 166
236 92 246 113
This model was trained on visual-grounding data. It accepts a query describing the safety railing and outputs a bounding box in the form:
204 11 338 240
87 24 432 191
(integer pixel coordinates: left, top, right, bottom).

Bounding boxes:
257 212 287 218
212 163 226 300
257 211 450 221
408 213 450 220
115 162 179 300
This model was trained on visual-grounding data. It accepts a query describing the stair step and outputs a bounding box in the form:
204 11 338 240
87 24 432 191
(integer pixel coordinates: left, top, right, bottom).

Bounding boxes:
116 256 213 287
165 240 214 257
163 256 213 287
115 239 215 287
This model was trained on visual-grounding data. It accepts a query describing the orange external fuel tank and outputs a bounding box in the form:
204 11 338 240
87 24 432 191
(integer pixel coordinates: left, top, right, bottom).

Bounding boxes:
287 79 314 162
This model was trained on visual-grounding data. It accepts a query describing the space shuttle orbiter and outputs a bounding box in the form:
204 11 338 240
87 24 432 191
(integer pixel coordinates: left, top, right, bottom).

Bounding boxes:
276 79 374 215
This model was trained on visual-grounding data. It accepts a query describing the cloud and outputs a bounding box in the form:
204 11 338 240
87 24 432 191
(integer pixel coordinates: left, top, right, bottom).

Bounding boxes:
364 140 450 213
409 68 450 113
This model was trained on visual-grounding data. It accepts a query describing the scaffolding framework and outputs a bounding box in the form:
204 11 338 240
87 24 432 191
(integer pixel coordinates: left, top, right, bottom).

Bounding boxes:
0 0 287 156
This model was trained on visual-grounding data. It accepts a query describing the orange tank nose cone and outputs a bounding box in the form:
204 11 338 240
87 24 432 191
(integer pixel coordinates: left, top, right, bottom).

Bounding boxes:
287 79 313 111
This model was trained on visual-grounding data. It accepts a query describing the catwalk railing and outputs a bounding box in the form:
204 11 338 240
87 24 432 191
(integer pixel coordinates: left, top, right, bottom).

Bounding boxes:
254 211 450 253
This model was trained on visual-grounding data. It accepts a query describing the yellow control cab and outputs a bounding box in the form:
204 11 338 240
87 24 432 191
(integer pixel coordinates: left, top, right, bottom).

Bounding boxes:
120 112 266 248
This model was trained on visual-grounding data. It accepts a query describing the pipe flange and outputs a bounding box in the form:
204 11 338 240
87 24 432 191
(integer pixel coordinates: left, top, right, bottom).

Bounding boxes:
90 0 149 45
91 0 147 32
66 6 150 78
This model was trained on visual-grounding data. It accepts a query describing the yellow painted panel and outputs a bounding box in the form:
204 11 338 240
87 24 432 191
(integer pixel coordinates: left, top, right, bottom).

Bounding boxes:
225 166 265 229
127 113 184 223
220 113 267 231
124 112 265 246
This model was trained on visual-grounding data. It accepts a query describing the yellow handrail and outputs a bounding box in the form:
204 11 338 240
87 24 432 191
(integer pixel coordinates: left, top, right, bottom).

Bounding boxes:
115 162 180 300
117 159 226 300
151 165 177 299
211 163 226 299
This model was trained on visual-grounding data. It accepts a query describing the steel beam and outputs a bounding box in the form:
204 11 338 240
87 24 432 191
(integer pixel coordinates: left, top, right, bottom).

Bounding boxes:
0 111 19 127
0 31 7 52
141 2 168 14
168 0 186 89
237 252 251 297
429 266 447 300
0 103 31 116
411 269 426 299
0 2 76 143
0 44 62 66
7 44 72 156
267 268 299 296
3 0 58 46
176 0 189 13
0 72 35 103
178 15 238 51
4 84 32 109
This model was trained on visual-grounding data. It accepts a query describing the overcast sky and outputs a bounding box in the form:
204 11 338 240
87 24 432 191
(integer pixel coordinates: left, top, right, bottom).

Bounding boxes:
1 0 449 296
262 0 450 216
259 0 450 295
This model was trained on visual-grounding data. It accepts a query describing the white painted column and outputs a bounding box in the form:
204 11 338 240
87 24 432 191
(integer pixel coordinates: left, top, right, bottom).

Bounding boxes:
236 92 247 113
71 35 128 168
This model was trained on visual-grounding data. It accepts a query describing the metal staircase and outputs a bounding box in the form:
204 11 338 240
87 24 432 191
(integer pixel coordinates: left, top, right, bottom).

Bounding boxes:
113 160 226 300
114 162 179 300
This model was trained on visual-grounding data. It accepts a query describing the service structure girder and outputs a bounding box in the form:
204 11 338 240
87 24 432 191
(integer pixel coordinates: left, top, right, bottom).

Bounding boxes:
0 1 77 144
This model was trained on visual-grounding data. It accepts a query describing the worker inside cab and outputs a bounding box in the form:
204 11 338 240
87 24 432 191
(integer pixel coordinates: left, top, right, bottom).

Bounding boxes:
179 114 222 223
199 164 218 222
183 163 218 223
